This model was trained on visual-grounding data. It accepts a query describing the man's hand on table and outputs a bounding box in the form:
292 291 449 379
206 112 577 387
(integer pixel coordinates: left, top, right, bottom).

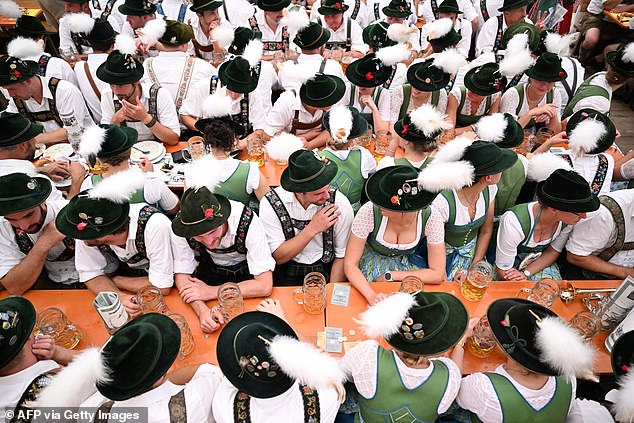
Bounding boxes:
179 277 215 303
36 159 71 181
200 306 225 333
503 268 528 281
120 293 143 317
31 334 57 361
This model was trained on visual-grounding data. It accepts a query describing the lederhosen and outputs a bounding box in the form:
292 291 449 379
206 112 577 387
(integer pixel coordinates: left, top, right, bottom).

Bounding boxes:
318 17 353 51
557 153 609 196
290 107 323 135
10 370 58 423
157 2 188 22
455 86 493 127
249 15 289 53
233 385 320 423
265 188 337 286
15 77 64 128
113 84 160 127
512 83 555 133
209 75 257 137
493 15 505 63
192 36 215 58
398 83 441 120
37 54 51 76
186 206 255 284
94 390 187 423
92 0 117 19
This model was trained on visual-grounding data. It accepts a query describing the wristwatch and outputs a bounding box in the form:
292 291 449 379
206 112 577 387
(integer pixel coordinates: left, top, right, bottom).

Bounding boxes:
384 271 393 282
523 269 532 278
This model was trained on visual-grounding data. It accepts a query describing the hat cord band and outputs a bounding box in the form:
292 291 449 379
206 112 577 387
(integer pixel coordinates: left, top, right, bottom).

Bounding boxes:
5 124 33 143
502 324 540 361
2 190 45 201
194 0 219 9
307 84 337 101
301 28 325 49
179 204 223 225
289 164 326 183
540 189 594 205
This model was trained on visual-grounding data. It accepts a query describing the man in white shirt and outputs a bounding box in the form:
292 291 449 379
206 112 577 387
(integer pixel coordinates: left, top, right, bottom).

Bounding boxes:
316 0 367 57
426 0 473 58
474 0 504 31
156 0 197 23
311 0 371 28
475 0 533 57
248 0 293 59
189 0 226 60
366 0 416 24
58 0 94 56
421 0 478 34
88 0 126 33
117 0 161 37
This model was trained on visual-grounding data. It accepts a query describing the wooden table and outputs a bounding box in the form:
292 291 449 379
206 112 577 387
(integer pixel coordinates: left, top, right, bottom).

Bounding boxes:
0 8 42 27
603 10 631 29
325 280 621 374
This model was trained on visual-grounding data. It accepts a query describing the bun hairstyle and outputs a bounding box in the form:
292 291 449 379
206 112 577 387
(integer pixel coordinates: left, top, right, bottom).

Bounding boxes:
202 120 236 152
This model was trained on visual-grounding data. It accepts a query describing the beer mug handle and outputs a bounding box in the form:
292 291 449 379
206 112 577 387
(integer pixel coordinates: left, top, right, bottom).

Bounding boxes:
455 269 467 287
517 288 532 299
182 148 192 162
293 289 305 305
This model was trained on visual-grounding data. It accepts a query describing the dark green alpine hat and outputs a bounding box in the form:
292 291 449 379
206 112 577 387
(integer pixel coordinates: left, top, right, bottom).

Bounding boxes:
8 15 53 37
430 27 462 52
0 297 36 369
366 165 438 212
0 112 43 147
362 21 397 50
382 0 412 18
228 27 262 56
318 0 349 15
171 187 232 238
257 0 291 12
0 173 51 216
294 21 331 50
322 106 370 140
218 56 260 94
464 63 506 96
476 112 524 149
159 20 194 46
525 52 567 82
536 169 600 213
605 42 634 77
190 0 223 13
0 55 38 87
300 74 346 108
501 22 541 53
56 191 130 240
461 140 518 176
437 0 461 14
92 124 139 158
118 0 156 16
345 54 393 87
566 109 616 155
407 58 450 91
498 0 531 12
280 149 338 192
96 50 144 85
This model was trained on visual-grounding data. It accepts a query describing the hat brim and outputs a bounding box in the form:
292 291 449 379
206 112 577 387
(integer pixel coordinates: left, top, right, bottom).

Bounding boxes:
0 61 39 87
96 61 144 85
605 51 634 77
217 311 297 399
535 181 600 213
474 148 518 176
0 297 36 368
407 62 450 91
118 3 156 15
280 160 338 192
8 27 54 36
3 121 44 147
393 119 439 144
0 176 51 216
498 0 530 11
55 201 130 240
171 193 231 238
317 5 349 14
387 292 468 355
99 126 138 158
345 60 392 87
430 31 462 51
322 110 370 140
382 6 412 17
218 61 259 94
256 0 291 11
365 166 438 211
300 77 346 108
525 68 567 82
566 109 616 154
190 0 222 12
437 6 462 13
195 116 245 137
294 27 331 50
611 330 634 378
464 68 505 96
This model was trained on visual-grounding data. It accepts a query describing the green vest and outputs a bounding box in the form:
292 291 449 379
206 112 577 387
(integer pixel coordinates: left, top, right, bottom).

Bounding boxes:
440 187 491 247
367 204 431 256
508 203 564 254
91 174 145 204
214 162 258 206
394 156 434 171
456 86 493 128
472 373 573 423
512 83 554 131
495 159 526 216
320 149 365 213
356 347 450 423
398 84 441 121
561 72 611 120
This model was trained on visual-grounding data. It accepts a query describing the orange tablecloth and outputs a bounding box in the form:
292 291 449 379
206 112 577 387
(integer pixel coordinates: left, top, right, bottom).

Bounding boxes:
325 280 621 374
0 8 42 27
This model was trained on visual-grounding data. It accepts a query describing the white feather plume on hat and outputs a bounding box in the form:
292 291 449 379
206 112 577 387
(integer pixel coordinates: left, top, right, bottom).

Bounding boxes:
409 104 452 137
526 152 572 182
242 39 263 68
266 133 304 162
535 316 598 382
279 61 318 86
375 43 410 67
356 292 417 339
387 23 417 43
79 125 107 159
0 0 22 19
423 17 453 41
568 118 607 158
114 33 137 56
201 87 233 119
268 335 346 389
499 45 535 78
184 155 222 192
475 113 508 143
418 160 475 191
613 370 634 422
543 32 572 57
89 167 145 203
212 23 235 50
432 136 473 163
66 12 95 34
280 8 310 34
33 348 110 408
431 48 467 75
622 42 634 64
136 17 167 45
8 36 44 59
328 105 353 143
505 32 529 54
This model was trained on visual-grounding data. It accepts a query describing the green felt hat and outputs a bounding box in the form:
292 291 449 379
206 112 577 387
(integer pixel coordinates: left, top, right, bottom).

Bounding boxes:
95 124 139 158
345 54 393 87
407 59 450 91
525 52 567 82
394 112 442 145
87 18 117 46
97 313 181 401
118 0 156 16
228 27 261 56
280 149 338 192
0 297 36 369
172 187 232 238
501 22 541 53
0 112 43 147
464 63 506 96
56 191 130 240
462 140 518 176
430 27 462 52
0 55 39 87
8 15 53 37
476 112 524 148
382 0 412 18
362 21 397 50
498 0 530 12
294 21 331 50
217 311 298 398
605 42 634 77
159 20 194 46
611 330 634 378
536 169 600 213
322 106 370 140
437 0 461 14
366 165 438 212
257 0 291 11
566 109 616 155
387 292 468 355
190 0 223 13
300 74 346 108
318 0 349 15
218 56 259 94
96 50 144 85
0 173 51 216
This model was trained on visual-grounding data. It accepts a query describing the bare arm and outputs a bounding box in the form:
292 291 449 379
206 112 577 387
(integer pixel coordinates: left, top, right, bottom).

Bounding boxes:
446 94 459 129
175 273 223 334
567 251 634 279
143 113 179 146
329 258 346 283
613 150 634 180
167 364 205 385
390 241 446 284
254 174 271 201
35 129 68 146
344 233 378 304
304 130 332 150
473 200 495 263
179 114 198 131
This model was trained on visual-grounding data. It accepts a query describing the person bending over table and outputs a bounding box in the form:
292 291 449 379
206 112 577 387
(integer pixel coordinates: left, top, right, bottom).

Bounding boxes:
495 168 599 281
344 166 447 305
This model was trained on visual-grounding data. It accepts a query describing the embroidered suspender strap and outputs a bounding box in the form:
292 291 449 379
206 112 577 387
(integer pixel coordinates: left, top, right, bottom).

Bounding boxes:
175 55 196 111
508 72 524 89
374 2 380 19
556 152 573 167
233 385 319 423
84 61 102 100
237 91 251 134
597 195 634 262
16 78 65 127
431 0 439 19
248 15 261 34
589 154 609 195
481 0 489 21
148 83 160 119
13 225 77 262
10 370 58 423
493 15 504 63
46 77 64 128
100 0 117 18
233 392 252 423
265 189 296 240
168 389 187 423
445 75 456 93
38 54 50 76
399 83 412 120
351 0 361 19
383 65 397 89
93 401 115 423
92 0 100 9
282 26 290 52
210 75 218 94
71 32 90 54
126 205 161 265
319 59 327 73
345 18 352 51
177 3 187 22
320 187 337 264
146 58 159 86
211 206 255 254
560 57 577 101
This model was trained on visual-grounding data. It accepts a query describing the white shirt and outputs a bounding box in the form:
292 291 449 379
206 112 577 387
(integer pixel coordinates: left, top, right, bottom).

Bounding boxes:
259 186 354 263
89 0 126 33
100 82 181 142
22 53 78 86
212 378 340 423
6 76 93 133
263 91 325 136
320 17 368 54
156 0 198 24
349 85 392 122
421 0 478 24
476 16 532 56
432 185 497 226
385 62 408 90
566 189 634 268
0 360 58 414
340 340 461 414
567 71 612 117
278 54 345 91
570 153 614 195
218 0 254 27
500 83 563 124
390 84 449 120
366 0 417 24
376 156 432 170
454 50 495 88
74 203 175 288
58 14 94 54
80 364 223 423
558 57 585 110
311 0 371 27
251 9 290 53
322 146 377 178
74 53 109 124
457 365 577 423
173 200 276 276
474 0 504 30
565 399 615 423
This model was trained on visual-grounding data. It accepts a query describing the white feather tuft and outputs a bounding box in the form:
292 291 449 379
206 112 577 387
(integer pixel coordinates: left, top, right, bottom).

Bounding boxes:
280 8 310 34
418 160 475 191
0 0 22 18
432 136 473 163
33 348 110 408
568 118 607 158
114 34 137 56
622 42 634 64
78 125 107 158
278 61 318 86
475 113 508 143
136 17 167 45
328 105 353 143
431 48 467 75
212 23 235 50
8 37 44 59
184 155 222 192
265 133 304 162
201 87 232 119
409 103 452 136
535 316 597 381
375 43 410 67
242 39 263 68
65 12 95 34
613 370 634 422
506 32 529 54
526 153 572 182
544 32 562 54
89 167 145 203
423 18 453 40
357 293 417 339
499 47 535 78
386 23 417 43
268 335 346 388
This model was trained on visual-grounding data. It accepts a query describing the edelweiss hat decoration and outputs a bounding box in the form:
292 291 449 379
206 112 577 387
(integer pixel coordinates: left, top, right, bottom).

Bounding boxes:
356 291 468 355
394 103 452 144
55 168 146 240
567 109 616 157
475 112 524 149
322 105 369 144
78 124 138 165
0 0 22 19
281 149 339 192
7 36 44 60
65 12 95 35
136 17 167 45
96 34 143 84
605 42 634 77
217 311 345 398
610 331 634 422
266 133 305 164
195 86 245 135
0 172 52 216
346 43 410 87
423 18 462 52
218 39 263 94
407 48 466 91
366 165 440 212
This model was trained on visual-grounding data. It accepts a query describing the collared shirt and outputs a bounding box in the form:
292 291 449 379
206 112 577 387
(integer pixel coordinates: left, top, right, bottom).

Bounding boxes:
74 53 109 123
173 200 276 276
156 0 198 24
80 364 222 423
219 0 254 27
278 54 345 91
88 0 126 33
258 186 354 264
474 0 503 30
310 0 372 27
421 0 478 25
321 17 368 54
58 14 94 55
74 203 175 288
475 16 532 56
22 53 78 86
252 9 289 52
0 360 58 413
100 82 181 142
263 91 326 136
6 76 93 133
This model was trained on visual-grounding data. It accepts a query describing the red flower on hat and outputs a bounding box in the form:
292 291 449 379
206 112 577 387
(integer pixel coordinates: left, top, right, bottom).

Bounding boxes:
204 208 215 218
11 70 20 77
390 195 400 205
558 71 565 77
365 72 374 81
77 222 88 231
334 2 342 8
622 364 631 372
401 124 409 135
494 80 502 90
500 319 509 327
